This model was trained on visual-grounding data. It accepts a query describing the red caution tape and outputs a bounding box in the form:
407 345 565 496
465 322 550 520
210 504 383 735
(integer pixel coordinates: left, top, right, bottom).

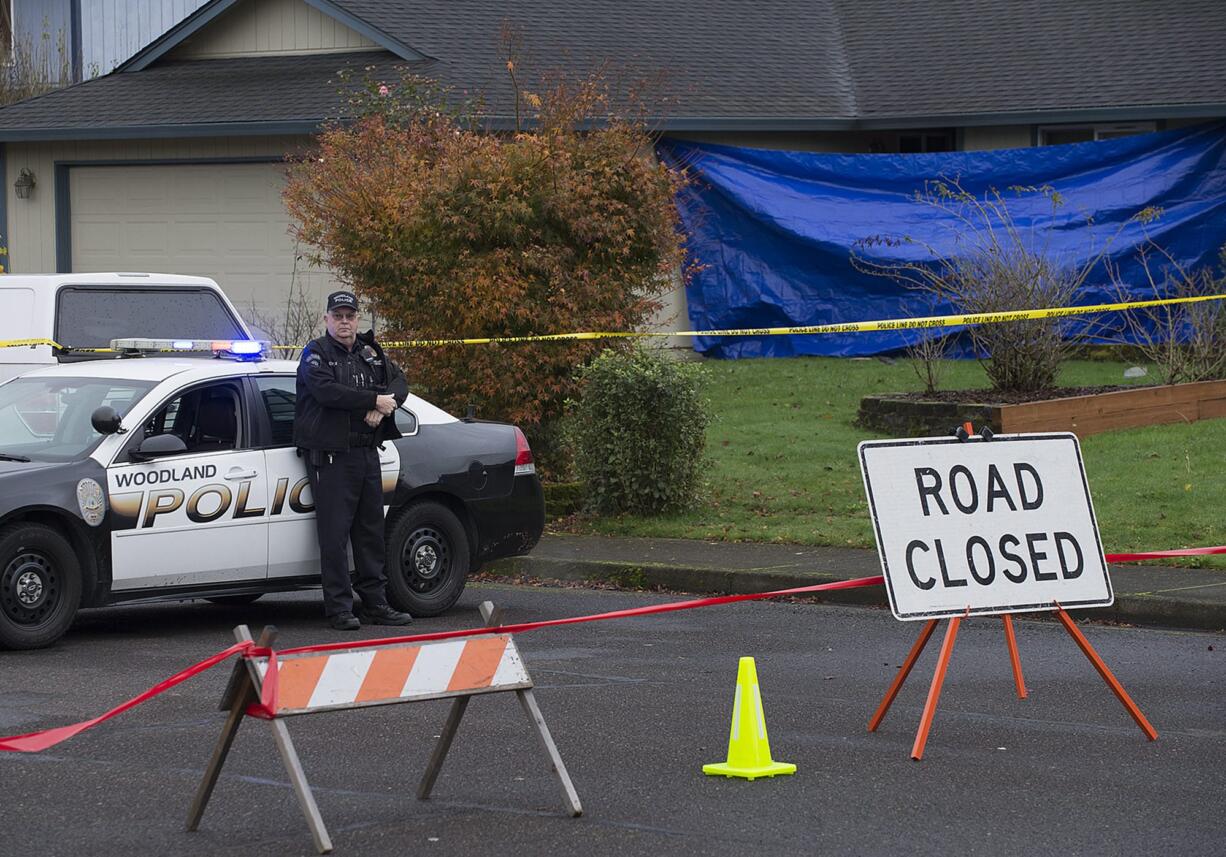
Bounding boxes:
1106 545 1226 562
234 645 281 720
241 574 887 717
0 641 253 753
2 575 885 744
6 543 1226 752
280 574 884 657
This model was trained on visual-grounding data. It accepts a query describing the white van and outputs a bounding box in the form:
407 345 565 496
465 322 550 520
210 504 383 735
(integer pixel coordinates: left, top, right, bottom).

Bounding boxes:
0 273 255 382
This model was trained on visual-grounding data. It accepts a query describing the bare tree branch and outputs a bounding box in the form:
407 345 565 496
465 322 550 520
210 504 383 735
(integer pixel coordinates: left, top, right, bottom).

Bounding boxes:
851 177 1158 393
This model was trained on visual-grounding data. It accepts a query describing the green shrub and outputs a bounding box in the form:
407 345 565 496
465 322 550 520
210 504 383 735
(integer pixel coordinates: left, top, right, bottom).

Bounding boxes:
566 347 710 515
542 480 585 518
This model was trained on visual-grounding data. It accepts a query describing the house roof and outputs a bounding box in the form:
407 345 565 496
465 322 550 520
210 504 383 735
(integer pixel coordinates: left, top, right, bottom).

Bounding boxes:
329 0 860 124
0 50 416 140
835 0 1226 120
0 0 1223 141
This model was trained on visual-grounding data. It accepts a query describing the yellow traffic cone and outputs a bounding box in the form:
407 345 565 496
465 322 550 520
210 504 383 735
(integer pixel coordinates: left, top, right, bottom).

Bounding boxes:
703 657 797 780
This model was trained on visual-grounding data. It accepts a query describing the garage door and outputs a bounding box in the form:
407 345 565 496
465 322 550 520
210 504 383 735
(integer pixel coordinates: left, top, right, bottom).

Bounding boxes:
69 162 339 339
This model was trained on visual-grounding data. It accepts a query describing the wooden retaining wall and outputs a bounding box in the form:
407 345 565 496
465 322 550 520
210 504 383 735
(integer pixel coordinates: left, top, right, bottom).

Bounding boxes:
857 380 1226 439
995 379 1226 437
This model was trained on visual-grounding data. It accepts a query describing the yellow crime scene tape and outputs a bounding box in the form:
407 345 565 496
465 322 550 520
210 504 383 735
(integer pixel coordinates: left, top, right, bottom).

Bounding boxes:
1 293 1223 353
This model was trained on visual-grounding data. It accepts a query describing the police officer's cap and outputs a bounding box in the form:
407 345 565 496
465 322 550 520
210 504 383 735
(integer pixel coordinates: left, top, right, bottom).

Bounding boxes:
326 291 358 312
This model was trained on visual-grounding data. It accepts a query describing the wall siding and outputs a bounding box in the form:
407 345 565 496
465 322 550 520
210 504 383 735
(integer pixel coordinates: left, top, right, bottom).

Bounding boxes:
4 135 308 274
14 0 72 43
12 0 72 82
79 0 211 75
168 0 376 60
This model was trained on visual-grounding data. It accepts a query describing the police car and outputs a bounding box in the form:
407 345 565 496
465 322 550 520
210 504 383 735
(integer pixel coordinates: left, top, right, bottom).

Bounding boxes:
0 339 544 649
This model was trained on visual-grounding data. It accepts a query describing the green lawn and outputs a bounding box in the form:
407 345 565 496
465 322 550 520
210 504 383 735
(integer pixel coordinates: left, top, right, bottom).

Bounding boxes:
570 356 1226 567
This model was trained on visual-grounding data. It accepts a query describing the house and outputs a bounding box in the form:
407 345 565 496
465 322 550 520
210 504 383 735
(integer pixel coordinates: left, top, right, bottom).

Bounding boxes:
2 1 211 84
0 0 1222 335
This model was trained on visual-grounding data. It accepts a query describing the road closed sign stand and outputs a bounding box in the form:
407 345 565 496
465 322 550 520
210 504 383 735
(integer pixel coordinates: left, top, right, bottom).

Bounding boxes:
858 426 1157 760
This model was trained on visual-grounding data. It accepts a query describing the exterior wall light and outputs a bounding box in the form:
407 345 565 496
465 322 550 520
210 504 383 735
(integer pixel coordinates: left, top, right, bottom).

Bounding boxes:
14 168 35 199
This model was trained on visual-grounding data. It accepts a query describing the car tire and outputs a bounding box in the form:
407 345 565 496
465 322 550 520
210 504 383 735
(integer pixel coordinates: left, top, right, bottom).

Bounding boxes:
204 593 263 606
0 523 83 650
384 501 470 617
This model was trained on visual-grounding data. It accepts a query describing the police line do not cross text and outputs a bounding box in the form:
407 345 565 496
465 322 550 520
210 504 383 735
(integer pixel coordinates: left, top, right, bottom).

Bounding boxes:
858 433 1113 620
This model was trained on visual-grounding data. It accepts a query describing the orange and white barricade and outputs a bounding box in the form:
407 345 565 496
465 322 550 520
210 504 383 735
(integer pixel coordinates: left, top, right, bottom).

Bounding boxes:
187 604 581 853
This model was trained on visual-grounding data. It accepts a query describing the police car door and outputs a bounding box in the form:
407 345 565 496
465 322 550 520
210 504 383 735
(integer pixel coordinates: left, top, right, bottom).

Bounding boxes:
252 374 400 581
107 380 269 591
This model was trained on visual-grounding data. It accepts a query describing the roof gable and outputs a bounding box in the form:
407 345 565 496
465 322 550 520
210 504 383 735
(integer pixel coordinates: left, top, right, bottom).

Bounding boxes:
165 0 378 61
117 0 426 72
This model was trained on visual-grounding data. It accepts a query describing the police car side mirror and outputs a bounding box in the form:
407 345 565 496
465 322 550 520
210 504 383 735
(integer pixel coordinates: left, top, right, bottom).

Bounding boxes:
91 406 125 435
132 433 188 461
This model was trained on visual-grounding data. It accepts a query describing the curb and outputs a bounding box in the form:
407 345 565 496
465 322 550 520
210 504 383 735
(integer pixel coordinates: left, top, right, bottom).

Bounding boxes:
1093 596 1226 634
485 555 1226 633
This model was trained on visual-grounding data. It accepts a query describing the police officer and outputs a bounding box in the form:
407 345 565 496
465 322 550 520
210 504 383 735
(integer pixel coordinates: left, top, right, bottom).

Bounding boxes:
294 290 413 630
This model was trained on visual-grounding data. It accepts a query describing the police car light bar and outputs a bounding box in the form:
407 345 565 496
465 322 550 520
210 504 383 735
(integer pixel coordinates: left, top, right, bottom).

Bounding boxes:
225 340 265 355
110 338 270 360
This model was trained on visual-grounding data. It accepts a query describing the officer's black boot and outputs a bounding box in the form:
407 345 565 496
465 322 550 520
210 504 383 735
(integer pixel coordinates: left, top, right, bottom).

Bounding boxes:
328 611 361 631
358 603 413 626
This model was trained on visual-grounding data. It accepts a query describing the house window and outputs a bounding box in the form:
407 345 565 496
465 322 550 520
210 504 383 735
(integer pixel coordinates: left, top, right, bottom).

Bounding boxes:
897 130 955 153
1039 122 1157 146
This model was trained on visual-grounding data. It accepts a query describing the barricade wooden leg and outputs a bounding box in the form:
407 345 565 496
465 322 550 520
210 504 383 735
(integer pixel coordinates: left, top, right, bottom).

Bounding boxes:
269 717 333 854
239 625 333 854
1001 615 1027 699
186 668 253 832
417 696 471 800
186 625 266 833
1054 608 1157 741
911 617 961 761
479 600 503 628
868 619 939 732
517 689 582 817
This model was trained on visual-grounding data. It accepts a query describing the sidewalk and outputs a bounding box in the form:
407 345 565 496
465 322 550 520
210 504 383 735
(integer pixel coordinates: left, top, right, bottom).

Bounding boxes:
488 533 1226 632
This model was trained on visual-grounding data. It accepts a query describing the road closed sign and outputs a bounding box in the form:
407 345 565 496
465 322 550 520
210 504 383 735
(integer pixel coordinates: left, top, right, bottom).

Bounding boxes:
858 433 1112 620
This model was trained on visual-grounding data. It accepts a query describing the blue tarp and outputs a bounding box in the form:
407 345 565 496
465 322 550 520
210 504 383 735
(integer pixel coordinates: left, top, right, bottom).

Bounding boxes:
657 123 1226 358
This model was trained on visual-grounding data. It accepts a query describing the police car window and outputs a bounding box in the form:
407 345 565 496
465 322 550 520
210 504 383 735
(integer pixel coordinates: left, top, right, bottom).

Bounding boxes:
55 287 244 350
0 376 153 461
255 377 296 447
140 383 242 454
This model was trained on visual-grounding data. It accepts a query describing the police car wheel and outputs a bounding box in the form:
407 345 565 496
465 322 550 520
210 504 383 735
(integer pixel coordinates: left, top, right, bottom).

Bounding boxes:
0 523 82 650
384 502 469 617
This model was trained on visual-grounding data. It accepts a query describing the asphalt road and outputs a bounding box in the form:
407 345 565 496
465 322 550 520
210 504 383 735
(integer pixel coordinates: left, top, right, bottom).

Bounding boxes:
1 584 1222 856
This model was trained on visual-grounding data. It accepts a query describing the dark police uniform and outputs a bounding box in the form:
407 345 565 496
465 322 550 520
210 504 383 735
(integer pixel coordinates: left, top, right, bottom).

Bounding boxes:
294 298 411 625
